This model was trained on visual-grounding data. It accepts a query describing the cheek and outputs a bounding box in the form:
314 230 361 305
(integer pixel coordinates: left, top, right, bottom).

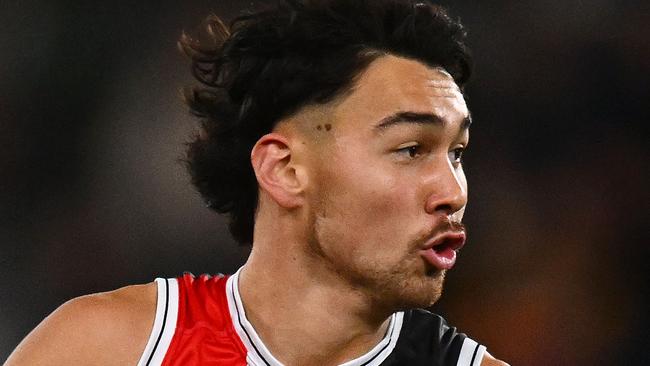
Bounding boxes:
315 158 420 250
330 158 402 211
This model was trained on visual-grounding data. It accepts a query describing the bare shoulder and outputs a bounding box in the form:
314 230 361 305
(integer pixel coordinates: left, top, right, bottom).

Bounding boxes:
481 351 511 366
4 282 158 366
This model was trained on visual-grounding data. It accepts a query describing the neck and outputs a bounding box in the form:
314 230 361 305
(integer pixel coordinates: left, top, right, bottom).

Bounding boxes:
237 239 394 365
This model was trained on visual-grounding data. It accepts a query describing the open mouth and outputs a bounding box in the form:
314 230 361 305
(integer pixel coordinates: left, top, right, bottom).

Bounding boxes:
419 233 465 270
435 236 464 254
434 238 458 254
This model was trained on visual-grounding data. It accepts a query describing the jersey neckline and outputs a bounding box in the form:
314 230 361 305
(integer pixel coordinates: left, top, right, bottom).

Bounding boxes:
225 268 404 366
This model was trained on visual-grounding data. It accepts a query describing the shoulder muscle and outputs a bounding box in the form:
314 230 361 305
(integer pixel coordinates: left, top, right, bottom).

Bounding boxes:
4 282 157 366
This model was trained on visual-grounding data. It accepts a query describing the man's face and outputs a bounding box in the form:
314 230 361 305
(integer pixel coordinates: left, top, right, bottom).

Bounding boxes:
299 55 470 310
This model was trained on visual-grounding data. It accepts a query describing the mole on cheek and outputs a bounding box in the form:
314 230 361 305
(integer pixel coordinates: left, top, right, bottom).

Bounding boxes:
316 125 322 131
325 124 332 131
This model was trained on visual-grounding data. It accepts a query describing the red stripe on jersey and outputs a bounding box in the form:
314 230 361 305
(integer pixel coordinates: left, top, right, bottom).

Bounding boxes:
161 274 248 366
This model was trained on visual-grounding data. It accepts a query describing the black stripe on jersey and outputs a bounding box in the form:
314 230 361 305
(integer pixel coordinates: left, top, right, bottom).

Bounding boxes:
231 278 271 366
146 278 169 366
359 315 395 366
469 343 479 366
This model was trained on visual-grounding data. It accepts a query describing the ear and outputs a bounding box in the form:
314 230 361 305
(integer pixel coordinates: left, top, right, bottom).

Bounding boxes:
250 133 306 209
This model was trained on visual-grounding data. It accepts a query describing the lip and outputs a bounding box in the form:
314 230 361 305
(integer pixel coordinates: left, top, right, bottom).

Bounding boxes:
419 231 466 270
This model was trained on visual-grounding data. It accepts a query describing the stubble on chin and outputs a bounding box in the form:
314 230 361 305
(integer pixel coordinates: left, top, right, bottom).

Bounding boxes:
307 203 447 311
328 254 449 313
370 265 447 311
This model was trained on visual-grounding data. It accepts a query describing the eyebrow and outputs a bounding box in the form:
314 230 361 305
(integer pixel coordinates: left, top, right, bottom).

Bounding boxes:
374 111 472 131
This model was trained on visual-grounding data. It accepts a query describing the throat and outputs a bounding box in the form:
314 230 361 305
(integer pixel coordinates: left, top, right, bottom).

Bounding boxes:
231 268 399 365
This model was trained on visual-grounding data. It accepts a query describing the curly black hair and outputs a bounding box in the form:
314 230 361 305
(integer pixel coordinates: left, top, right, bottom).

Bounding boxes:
180 0 472 245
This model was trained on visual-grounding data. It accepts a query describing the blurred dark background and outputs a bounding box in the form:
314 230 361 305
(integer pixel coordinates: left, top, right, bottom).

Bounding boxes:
1 0 648 364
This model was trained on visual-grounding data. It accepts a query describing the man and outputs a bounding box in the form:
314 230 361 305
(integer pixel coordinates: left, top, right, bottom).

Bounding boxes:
5 0 508 365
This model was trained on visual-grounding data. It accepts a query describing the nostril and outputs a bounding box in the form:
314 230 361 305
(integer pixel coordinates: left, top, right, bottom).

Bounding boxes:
434 203 453 214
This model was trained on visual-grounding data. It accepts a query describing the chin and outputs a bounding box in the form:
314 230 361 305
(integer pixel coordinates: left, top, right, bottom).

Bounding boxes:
376 268 447 311
405 270 446 308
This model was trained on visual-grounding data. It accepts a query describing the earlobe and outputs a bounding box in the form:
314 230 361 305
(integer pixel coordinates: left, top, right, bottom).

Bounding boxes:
251 133 305 208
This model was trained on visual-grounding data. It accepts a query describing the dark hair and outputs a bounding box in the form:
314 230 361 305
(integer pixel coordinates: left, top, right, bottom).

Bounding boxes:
180 0 472 245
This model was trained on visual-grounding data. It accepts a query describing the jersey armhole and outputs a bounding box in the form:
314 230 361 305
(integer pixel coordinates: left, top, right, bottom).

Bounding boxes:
456 337 487 366
136 278 179 366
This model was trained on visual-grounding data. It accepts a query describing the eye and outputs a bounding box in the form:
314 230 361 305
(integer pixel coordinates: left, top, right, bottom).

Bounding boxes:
449 147 465 164
396 144 421 158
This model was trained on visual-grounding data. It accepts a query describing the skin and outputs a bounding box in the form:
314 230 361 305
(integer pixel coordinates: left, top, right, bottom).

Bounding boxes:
4 283 157 365
4 55 508 366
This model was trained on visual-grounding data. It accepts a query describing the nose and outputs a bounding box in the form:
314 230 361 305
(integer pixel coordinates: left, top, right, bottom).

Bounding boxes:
424 159 468 217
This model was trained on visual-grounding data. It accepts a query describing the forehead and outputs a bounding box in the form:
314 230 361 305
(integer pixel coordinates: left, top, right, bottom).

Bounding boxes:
332 55 468 130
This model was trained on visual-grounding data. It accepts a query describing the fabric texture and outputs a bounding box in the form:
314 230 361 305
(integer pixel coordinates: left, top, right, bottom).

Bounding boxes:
137 272 485 366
